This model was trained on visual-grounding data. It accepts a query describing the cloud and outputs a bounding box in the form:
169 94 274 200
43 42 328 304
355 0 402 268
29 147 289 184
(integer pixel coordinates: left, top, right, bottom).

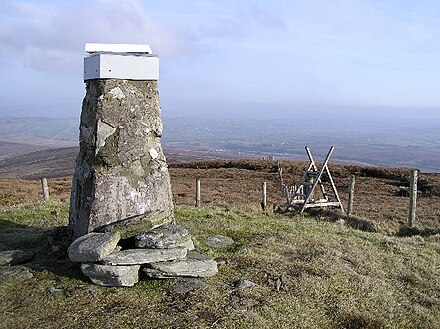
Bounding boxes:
0 0 184 75
247 4 285 30
198 2 285 39
0 0 286 75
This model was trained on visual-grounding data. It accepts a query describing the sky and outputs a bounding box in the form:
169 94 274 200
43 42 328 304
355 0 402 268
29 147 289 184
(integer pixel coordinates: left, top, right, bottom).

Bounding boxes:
0 0 439 122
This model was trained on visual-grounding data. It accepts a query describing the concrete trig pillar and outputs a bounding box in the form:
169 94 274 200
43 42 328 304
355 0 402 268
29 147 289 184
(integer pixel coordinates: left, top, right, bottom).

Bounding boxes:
69 43 174 239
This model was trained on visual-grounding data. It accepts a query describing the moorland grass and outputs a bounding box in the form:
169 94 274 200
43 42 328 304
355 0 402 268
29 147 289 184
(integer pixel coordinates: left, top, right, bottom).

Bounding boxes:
0 203 439 328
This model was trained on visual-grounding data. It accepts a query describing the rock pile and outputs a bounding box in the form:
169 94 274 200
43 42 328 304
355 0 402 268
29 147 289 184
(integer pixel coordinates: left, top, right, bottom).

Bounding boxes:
0 250 34 280
68 222 218 287
0 250 34 266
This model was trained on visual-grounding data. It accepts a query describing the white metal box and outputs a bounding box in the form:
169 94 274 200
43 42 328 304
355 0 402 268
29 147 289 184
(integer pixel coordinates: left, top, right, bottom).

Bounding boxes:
83 43 159 81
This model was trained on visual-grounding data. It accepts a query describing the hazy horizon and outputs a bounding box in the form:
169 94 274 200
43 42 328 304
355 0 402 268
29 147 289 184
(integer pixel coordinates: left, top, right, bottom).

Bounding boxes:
1 100 439 126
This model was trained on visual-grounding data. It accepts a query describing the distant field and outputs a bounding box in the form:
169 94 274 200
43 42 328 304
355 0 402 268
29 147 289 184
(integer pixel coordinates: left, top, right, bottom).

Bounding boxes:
0 117 78 141
0 141 51 161
1 116 440 171
162 117 440 172
0 147 78 179
0 147 239 179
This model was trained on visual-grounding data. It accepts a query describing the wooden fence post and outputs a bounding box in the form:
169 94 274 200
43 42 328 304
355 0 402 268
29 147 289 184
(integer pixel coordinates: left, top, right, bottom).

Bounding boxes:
261 182 267 210
347 175 355 216
41 177 50 201
277 161 285 196
195 178 201 208
408 169 418 227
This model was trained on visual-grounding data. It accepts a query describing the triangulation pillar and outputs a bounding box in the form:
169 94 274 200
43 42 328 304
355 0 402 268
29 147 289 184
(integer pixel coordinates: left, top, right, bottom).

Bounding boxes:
69 43 174 239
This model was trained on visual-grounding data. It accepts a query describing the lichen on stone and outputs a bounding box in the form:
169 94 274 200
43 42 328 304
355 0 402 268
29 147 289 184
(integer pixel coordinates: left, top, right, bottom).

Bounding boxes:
140 153 151 174
69 79 174 239
95 127 121 168
108 87 125 100
95 120 116 155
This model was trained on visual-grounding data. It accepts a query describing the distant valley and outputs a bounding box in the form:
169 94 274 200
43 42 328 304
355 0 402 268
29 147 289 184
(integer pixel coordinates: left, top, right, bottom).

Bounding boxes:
0 115 439 173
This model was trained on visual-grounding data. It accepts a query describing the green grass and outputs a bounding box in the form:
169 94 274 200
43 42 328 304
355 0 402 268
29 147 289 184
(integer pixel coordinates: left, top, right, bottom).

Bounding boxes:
0 203 439 328
0 202 69 229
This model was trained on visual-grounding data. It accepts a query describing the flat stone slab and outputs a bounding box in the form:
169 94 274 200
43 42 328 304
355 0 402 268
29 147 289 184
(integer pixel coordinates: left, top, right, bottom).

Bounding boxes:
171 279 207 295
206 235 235 248
0 266 33 279
81 263 140 287
234 279 257 290
142 252 218 278
135 224 194 250
173 239 195 251
48 286 66 299
94 211 173 239
68 232 120 263
102 247 187 265
0 250 34 266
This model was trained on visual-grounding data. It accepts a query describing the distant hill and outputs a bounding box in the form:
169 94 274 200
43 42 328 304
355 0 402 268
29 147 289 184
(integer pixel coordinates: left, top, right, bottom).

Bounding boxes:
0 147 238 179
0 117 78 141
0 141 54 161
0 147 79 179
0 117 78 162
1 116 440 172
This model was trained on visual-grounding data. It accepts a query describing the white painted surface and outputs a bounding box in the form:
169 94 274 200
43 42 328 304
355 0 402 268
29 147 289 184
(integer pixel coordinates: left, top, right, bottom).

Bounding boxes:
85 43 152 54
84 53 159 80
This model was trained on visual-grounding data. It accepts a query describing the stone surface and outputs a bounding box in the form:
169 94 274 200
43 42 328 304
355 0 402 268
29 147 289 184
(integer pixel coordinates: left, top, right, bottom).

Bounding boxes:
214 257 227 265
0 266 33 279
234 279 257 290
142 252 218 278
341 258 356 269
81 263 140 287
94 211 173 239
0 250 34 266
48 286 66 299
68 232 120 263
135 224 194 250
69 79 174 239
103 247 187 265
206 235 235 248
171 239 194 251
171 279 207 295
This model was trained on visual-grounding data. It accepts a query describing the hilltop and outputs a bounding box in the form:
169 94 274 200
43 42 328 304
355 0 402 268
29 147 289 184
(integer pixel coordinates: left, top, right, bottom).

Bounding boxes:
0 203 439 328
0 149 439 328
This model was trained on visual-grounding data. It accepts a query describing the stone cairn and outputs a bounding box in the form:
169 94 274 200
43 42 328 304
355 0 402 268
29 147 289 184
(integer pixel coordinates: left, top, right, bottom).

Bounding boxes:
67 43 217 287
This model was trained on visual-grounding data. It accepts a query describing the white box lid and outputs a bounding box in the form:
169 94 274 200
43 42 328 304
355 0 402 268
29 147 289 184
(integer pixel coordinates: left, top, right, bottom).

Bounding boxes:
83 43 159 81
85 43 152 54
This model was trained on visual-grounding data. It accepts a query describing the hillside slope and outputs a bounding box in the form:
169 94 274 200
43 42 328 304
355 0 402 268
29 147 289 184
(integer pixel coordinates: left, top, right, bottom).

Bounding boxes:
0 203 438 328
0 147 239 179
0 147 79 179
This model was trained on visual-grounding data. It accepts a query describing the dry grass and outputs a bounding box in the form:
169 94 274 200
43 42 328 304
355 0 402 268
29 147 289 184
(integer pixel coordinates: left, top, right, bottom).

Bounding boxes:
0 177 71 208
0 203 439 328
1 159 439 237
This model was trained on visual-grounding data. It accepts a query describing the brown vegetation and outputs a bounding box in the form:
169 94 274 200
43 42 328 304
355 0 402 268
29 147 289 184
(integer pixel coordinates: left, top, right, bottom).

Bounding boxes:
1 159 439 328
1 159 439 236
